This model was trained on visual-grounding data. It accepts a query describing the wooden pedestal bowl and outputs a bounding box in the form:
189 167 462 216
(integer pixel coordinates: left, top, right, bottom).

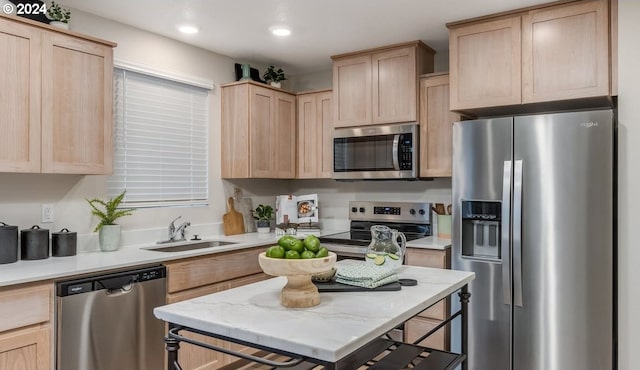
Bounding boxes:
258 251 337 308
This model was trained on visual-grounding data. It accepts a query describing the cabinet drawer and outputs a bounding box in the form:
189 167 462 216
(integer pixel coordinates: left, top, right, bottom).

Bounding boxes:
0 283 51 332
405 248 449 268
166 247 264 293
404 317 448 351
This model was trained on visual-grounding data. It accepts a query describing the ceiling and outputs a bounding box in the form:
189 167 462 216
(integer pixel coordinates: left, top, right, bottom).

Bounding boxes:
62 0 552 76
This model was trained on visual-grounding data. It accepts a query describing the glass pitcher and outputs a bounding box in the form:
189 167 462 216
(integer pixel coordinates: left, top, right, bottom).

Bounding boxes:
365 225 407 270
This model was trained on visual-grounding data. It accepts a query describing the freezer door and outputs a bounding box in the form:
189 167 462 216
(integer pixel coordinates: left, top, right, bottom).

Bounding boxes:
452 117 513 370
512 110 614 370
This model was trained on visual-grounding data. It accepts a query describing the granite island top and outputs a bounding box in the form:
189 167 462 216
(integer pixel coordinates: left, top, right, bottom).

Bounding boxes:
0 230 451 287
154 260 474 364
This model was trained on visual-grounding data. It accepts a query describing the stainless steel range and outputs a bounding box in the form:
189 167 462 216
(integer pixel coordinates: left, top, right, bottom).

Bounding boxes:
320 201 432 258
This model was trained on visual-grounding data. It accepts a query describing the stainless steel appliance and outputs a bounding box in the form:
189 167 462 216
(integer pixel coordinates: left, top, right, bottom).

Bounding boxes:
56 265 167 370
320 201 432 258
333 123 418 180
452 109 615 370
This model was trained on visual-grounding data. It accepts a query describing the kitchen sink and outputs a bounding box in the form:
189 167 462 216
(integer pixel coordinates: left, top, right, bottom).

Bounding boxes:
143 240 237 252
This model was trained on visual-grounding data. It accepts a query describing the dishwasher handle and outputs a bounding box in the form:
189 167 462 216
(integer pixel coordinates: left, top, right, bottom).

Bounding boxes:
56 265 166 297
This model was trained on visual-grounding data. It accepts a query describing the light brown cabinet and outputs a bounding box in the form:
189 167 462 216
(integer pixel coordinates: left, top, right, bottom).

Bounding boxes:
296 90 333 179
419 74 466 178
164 247 270 370
449 0 611 112
0 282 53 370
331 41 435 128
0 14 115 174
404 248 451 350
221 81 296 179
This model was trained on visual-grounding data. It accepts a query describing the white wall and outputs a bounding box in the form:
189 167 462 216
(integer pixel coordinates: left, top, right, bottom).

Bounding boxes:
616 0 639 368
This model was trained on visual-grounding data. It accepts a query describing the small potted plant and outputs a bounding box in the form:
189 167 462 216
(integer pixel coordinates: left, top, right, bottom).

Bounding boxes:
46 1 71 29
86 190 135 251
262 65 286 88
253 204 274 233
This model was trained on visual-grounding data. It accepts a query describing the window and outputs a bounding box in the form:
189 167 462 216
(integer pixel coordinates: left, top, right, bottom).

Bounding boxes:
109 68 210 208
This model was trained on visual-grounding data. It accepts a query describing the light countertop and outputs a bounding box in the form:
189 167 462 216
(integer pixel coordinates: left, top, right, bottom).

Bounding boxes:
0 230 451 288
153 260 474 363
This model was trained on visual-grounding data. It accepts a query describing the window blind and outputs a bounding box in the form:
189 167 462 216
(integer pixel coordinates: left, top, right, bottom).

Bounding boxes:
109 68 209 208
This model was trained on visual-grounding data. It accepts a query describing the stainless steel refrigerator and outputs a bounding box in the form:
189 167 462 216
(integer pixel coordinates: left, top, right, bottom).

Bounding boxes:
451 109 615 370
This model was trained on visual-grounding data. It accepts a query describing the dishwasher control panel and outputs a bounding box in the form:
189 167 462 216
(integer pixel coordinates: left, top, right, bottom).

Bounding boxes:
56 265 166 296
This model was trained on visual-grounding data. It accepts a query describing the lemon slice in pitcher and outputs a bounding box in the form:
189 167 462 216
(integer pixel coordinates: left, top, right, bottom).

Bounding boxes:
374 255 386 265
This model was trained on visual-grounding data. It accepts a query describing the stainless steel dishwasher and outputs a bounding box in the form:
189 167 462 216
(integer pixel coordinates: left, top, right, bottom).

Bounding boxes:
56 265 166 370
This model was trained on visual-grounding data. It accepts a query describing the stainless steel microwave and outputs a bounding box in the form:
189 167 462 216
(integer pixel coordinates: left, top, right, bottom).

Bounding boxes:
332 123 418 180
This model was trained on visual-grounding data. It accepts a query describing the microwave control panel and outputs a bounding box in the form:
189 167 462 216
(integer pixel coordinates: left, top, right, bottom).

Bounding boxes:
399 134 413 170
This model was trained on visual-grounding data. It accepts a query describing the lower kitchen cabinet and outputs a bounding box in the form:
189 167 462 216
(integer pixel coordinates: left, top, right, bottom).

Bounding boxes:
404 248 451 350
0 282 53 370
164 247 270 370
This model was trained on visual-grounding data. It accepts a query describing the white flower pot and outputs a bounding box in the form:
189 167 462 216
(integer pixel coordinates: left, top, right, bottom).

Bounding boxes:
49 21 69 30
270 81 282 88
257 220 270 233
99 224 121 252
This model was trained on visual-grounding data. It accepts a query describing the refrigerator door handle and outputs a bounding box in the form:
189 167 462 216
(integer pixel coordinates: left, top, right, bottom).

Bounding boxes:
501 160 512 305
513 160 524 307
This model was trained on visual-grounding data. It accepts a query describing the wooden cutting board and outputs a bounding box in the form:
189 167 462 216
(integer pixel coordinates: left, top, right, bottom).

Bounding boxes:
223 197 245 236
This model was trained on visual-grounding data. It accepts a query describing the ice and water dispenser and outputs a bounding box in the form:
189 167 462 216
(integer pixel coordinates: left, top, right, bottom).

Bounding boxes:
460 201 501 260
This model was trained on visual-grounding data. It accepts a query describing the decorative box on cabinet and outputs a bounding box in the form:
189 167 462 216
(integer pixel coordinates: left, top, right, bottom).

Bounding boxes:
0 14 115 174
331 41 435 128
404 248 451 350
164 247 269 370
448 0 612 113
0 282 53 370
419 73 467 178
296 90 332 179
221 81 296 179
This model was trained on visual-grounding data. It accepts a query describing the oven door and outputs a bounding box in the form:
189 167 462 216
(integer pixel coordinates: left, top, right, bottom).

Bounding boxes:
321 243 367 260
332 123 418 180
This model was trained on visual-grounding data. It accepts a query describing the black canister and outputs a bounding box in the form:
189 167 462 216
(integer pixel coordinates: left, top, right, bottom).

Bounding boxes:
52 228 77 257
0 222 18 264
20 225 50 260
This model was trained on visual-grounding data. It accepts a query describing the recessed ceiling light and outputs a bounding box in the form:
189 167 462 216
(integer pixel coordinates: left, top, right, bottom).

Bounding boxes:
178 25 199 34
270 26 291 37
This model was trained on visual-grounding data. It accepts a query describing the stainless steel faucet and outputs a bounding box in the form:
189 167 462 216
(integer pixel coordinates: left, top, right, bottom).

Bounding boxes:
157 216 191 244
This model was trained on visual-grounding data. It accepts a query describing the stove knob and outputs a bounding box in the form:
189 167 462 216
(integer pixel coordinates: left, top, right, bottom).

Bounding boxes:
418 209 425 215
359 207 365 213
409 209 416 215
351 207 357 213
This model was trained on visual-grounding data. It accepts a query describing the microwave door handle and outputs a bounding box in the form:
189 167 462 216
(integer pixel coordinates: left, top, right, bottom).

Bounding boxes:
392 134 400 170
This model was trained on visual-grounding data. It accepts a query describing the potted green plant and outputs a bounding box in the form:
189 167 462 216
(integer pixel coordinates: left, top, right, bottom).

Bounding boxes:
253 204 273 233
86 190 135 251
46 1 71 29
262 65 286 88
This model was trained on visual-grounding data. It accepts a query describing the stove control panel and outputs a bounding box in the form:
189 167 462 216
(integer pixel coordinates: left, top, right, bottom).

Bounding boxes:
349 201 431 223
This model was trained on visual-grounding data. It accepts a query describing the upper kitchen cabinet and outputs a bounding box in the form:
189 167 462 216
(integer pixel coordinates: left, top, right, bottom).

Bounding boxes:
419 73 466 178
332 41 435 128
221 81 296 179
0 14 115 174
297 90 332 179
448 0 612 113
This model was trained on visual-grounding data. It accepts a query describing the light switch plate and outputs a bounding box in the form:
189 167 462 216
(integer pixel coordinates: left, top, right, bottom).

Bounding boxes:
42 204 54 223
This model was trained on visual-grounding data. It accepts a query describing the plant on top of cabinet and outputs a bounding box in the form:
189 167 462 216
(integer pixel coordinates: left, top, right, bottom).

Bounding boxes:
46 1 71 29
263 65 286 88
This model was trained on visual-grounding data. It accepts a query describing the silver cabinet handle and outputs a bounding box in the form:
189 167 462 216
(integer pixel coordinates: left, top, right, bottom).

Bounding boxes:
513 160 523 307
392 134 400 170
501 161 512 305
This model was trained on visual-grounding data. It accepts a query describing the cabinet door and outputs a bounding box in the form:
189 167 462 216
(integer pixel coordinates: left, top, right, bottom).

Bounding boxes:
522 0 609 102
273 92 296 178
450 16 522 110
41 32 113 174
221 84 250 178
332 55 372 127
0 19 41 172
0 326 50 370
419 75 462 178
249 85 274 178
297 94 318 178
318 91 333 178
405 317 448 351
372 46 417 124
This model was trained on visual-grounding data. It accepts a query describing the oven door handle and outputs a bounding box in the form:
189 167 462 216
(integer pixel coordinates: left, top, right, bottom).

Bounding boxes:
392 134 401 170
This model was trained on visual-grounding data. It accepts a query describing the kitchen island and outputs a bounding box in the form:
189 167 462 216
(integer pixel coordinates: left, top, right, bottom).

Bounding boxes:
154 261 474 369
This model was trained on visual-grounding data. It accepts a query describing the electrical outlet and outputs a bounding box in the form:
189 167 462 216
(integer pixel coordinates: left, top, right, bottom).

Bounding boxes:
42 204 54 223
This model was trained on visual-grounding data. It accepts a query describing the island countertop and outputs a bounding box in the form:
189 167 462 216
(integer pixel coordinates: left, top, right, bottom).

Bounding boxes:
153 261 475 364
